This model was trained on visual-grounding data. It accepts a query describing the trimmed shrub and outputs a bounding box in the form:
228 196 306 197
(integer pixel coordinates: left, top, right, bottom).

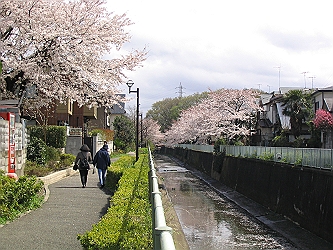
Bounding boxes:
106 155 135 192
27 137 47 165
28 125 67 148
25 154 76 177
45 146 61 162
24 160 51 177
0 174 44 224
78 152 152 249
59 154 76 167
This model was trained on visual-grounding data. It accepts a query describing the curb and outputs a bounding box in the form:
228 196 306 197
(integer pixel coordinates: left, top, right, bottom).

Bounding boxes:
39 167 78 186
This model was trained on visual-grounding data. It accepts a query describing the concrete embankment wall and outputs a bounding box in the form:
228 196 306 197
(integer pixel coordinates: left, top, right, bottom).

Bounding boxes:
161 146 333 244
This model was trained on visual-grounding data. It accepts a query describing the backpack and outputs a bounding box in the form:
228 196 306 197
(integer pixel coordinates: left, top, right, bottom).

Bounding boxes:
80 154 90 169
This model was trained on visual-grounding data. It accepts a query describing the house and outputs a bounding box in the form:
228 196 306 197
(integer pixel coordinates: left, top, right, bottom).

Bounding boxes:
254 87 313 146
312 86 333 148
89 94 126 131
312 86 333 112
22 95 126 135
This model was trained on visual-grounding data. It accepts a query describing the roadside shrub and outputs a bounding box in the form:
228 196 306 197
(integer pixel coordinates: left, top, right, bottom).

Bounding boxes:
45 146 61 162
59 154 76 167
214 138 227 153
25 154 76 177
28 125 67 148
0 173 44 224
106 155 135 192
27 137 47 165
78 153 152 249
272 132 289 147
293 137 305 148
307 130 322 148
46 126 67 148
24 160 50 177
259 152 274 161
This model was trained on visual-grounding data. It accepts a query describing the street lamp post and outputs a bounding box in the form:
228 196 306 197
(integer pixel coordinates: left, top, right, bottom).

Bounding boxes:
139 113 143 147
126 80 139 161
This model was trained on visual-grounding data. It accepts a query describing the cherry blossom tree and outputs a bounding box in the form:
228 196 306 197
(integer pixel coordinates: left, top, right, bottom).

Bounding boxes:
313 109 333 130
142 118 164 145
165 88 260 146
0 0 146 109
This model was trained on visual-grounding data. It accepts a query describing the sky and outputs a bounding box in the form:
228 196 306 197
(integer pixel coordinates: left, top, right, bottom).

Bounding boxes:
106 0 333 115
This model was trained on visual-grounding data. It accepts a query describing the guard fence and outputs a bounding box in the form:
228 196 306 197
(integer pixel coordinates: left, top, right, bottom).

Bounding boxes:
148 147 176 250
178 144 333 170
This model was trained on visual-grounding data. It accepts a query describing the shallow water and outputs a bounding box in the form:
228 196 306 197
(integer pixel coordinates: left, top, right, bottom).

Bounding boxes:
158 163 296 250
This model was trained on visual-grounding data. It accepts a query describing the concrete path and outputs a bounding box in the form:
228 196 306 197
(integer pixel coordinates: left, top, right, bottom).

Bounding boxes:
0 170 112 250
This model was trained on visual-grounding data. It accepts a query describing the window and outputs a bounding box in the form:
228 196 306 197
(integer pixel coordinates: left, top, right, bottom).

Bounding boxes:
315 101 319 111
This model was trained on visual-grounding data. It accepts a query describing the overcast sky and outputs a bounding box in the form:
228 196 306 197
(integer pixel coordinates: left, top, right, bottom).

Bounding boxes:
106 0 333 115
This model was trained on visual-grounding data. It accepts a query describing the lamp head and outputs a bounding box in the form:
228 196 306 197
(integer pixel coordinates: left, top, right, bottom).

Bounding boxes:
126 80 134 89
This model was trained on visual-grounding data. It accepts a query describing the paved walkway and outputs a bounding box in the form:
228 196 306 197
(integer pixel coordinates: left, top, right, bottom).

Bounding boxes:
0 170 112 250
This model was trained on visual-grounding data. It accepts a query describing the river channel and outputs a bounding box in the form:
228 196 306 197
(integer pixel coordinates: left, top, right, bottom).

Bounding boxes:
155 154 297 250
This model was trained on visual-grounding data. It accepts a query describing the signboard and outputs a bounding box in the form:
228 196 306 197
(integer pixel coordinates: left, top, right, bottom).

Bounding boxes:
0 112 16 173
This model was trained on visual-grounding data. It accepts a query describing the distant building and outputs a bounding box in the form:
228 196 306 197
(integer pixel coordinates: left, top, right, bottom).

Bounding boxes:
6 94 127 135
254 87 313 146
312 86 333 148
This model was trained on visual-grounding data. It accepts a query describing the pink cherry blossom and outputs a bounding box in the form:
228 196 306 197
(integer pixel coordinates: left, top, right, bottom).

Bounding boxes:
313 109 333 130
0 0 146 109
164 88 260 146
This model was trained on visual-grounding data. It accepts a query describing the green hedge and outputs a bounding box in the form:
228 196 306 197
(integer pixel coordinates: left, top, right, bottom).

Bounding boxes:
28 125 67 148
78 151 153 249
0 173 44 224
27 137 47 165
105 155 135 192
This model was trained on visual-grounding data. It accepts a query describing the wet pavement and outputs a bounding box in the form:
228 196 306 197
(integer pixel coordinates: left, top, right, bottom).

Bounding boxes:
154 154 333 250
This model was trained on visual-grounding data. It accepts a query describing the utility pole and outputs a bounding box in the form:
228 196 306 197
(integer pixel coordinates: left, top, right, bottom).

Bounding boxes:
175 82 185 98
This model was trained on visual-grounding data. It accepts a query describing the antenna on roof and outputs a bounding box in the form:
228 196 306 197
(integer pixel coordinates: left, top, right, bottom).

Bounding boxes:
308 76 316 89
267 85 271 93
301 71 309 88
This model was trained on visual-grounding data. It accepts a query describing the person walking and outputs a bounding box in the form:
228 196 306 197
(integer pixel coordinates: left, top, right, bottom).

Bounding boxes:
74 144 93 188
93 144 111 189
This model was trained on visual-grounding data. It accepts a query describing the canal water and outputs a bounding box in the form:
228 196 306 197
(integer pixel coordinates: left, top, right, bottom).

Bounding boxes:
155 154 297 250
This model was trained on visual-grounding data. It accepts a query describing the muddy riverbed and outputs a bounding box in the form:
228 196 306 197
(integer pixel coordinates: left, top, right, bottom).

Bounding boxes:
160 172 296 249
154 154 333 250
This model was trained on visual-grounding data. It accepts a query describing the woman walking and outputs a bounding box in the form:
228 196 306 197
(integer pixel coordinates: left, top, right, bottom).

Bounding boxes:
74 144 93 188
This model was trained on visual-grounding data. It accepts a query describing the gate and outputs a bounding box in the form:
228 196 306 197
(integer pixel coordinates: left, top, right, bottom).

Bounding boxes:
84 136 93 154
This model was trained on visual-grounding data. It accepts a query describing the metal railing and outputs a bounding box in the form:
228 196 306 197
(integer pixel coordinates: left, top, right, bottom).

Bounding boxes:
148 147 176 250
178 144 333 170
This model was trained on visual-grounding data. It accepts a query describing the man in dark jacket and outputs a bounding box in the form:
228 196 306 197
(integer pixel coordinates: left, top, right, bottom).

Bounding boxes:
93 144 111 188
